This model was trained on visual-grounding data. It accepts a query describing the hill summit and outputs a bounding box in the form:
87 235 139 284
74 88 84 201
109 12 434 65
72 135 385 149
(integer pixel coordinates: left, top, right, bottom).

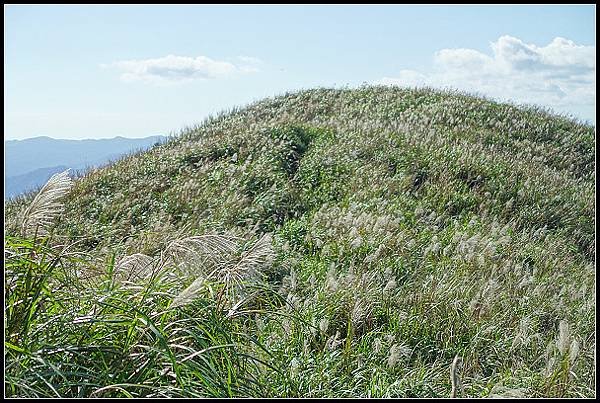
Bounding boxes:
4 86 595 397
16 86 593 257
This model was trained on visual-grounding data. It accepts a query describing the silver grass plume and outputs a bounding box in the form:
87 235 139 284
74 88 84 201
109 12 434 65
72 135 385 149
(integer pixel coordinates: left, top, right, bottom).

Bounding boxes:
387 343 409 369
350 297 372 330
164 234 241 271
20 169 72 238
114 253 155 282
557 320 571 356
218 233 274 291
171 276 206 308
169 233 274 308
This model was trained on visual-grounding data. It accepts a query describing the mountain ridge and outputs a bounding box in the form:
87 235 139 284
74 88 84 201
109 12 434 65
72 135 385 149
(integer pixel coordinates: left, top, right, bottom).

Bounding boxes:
4 135 166 199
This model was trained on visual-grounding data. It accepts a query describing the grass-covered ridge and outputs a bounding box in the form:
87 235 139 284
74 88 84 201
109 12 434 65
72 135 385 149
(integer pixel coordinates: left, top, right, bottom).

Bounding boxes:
4 86 595 397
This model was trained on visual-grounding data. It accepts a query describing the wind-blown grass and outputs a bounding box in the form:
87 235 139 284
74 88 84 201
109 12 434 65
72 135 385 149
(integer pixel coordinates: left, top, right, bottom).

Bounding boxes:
18 169 72 238
4 86 595 397
4 229 278 397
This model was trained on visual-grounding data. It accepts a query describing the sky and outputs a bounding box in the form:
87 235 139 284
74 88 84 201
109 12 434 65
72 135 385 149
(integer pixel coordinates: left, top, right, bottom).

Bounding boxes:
4 5 596 140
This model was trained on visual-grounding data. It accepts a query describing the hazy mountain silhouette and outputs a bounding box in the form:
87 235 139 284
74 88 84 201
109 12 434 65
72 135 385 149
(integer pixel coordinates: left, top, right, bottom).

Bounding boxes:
5 135 166 199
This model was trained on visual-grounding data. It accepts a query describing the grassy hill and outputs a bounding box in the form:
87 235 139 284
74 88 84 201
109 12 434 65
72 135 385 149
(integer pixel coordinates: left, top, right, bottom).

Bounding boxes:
4 86 595 397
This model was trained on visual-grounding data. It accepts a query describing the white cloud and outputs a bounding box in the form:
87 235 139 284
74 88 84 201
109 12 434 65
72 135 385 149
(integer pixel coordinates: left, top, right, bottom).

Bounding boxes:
107 54 260 84
378 35 595 119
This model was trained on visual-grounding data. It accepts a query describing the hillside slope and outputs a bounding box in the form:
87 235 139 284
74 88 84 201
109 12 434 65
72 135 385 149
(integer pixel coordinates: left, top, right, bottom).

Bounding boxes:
4 86 595 398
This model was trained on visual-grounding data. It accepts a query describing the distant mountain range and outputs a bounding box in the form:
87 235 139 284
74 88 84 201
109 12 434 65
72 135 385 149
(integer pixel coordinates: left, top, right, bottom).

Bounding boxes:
4 135 166 199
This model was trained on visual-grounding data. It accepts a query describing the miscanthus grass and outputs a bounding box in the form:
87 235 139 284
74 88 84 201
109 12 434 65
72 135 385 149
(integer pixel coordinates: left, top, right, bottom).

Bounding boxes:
18 169 72 238
5 176 278 397
4 86 595 397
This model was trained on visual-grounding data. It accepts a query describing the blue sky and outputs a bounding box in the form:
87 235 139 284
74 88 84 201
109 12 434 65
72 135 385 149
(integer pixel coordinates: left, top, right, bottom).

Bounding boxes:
4 5 596 140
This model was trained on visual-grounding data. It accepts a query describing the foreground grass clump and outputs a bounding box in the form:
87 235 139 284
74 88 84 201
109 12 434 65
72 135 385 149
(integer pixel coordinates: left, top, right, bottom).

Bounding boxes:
5 234 286 397
4 86 595 397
